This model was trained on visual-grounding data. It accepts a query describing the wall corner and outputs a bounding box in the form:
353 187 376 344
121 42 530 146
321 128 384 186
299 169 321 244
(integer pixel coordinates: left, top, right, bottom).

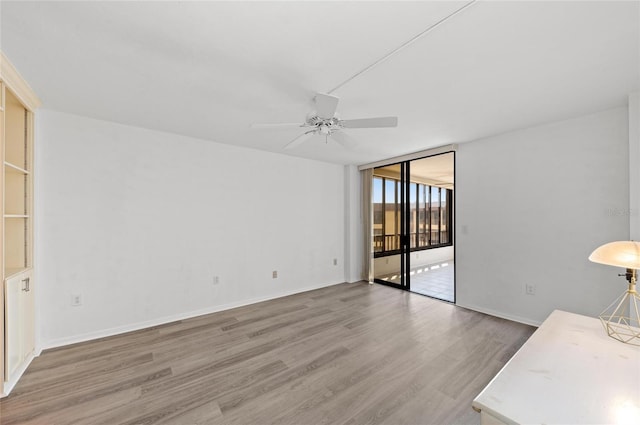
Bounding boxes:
344 164 363 283
629 92 640 240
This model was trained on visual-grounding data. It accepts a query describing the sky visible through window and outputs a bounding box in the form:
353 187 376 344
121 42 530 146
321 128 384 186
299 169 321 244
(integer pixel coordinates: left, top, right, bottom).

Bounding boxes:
373 178 446 205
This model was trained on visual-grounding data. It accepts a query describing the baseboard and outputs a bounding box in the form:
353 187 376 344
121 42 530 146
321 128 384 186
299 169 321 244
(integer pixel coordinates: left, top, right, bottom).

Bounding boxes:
455 302 542 327
43 280 347 350
2 351 36 398
347 277 367 284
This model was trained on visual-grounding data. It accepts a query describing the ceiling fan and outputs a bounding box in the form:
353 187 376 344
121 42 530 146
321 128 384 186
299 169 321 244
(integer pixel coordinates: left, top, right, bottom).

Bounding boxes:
251 93 398 149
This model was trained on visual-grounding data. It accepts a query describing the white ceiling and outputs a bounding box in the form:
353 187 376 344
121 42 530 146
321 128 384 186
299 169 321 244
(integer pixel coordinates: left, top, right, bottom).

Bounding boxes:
1 1 638 165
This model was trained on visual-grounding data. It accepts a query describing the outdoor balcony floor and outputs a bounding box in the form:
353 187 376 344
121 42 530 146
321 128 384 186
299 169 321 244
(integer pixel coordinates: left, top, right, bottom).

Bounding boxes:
376 260 454 303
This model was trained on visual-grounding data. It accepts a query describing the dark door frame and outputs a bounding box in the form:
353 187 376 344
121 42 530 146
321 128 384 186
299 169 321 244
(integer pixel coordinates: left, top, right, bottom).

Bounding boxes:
372 151 456 304
373 160 411 291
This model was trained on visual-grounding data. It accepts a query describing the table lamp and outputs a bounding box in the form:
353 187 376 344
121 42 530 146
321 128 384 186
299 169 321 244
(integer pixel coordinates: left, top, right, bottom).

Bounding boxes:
589 240 640 345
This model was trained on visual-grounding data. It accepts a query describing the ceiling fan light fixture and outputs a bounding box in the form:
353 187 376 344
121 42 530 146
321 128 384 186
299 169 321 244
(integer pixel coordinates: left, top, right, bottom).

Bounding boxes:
251 92 398 150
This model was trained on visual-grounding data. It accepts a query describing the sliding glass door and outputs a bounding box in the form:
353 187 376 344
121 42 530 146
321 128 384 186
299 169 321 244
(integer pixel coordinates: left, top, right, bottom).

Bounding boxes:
373 162 411 289
372 152 455 302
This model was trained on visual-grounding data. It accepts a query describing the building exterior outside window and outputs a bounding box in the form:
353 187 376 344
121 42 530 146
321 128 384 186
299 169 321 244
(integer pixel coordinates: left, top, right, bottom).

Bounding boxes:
373 176 453 257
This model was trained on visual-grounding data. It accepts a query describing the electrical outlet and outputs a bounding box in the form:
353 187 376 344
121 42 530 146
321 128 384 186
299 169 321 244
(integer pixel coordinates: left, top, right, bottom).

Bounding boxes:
71 293 82 306
272 270 278 279
333 258 338 266
525 283 536 295
213 276 220 285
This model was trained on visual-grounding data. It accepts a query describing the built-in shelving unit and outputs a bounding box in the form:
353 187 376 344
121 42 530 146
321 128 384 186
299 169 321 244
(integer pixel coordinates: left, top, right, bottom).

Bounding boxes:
0 52 40 397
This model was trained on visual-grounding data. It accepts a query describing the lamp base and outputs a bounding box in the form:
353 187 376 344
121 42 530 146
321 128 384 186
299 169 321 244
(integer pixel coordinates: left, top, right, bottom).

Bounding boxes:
599 285 640 346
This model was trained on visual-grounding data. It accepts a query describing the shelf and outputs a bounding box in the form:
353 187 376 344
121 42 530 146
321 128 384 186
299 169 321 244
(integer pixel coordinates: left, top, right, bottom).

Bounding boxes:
1 53 38 398
4 267 31 281
4 217 28 271
4 164 29 217
4 162 29 174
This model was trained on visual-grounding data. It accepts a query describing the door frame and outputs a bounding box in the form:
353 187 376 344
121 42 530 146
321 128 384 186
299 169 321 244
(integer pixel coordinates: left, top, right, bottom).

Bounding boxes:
371 151 456 303
372 160 411 291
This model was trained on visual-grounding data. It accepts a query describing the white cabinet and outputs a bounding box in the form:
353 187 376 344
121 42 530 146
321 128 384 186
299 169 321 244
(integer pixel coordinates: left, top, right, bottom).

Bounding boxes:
1 52 40 396
4 270 34 382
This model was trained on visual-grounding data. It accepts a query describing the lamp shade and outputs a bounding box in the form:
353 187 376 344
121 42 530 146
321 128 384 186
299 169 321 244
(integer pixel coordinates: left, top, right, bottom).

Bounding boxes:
589 241 640 269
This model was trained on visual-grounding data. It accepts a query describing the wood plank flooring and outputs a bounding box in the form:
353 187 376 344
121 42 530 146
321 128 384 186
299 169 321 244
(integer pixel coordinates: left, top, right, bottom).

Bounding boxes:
0 282 535 425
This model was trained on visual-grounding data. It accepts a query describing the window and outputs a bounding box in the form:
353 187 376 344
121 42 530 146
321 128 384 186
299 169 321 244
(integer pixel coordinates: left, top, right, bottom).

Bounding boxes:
441 188 450 244
373 177 383 253
430 186 440 245
384 179 399 252
409 183 417 248
373 175 453 257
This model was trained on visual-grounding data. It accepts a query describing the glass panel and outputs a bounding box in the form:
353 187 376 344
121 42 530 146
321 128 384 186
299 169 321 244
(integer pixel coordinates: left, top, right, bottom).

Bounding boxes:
373 177 383 253
396 180 402 251
425 185 431 246
373 164 403 288
409 183 417 248
374 153 455 303
441 189 449 244
417 185 426 247
431 186 440 245
385 179 398 252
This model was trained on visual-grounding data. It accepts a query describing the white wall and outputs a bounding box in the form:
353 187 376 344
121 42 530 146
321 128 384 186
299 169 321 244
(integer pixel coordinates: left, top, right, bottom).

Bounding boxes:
35 110 346 348
629 92 639 240
343 165 363 283
456 107 629 325
34 103 633 346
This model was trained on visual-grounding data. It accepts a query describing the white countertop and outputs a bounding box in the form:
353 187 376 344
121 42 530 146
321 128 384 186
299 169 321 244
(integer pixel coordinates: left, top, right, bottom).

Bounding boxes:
472 310 640 425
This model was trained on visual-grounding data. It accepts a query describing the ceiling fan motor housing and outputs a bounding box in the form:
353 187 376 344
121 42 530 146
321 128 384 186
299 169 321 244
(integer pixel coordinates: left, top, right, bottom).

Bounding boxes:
305 115 342 134
251 93 397 148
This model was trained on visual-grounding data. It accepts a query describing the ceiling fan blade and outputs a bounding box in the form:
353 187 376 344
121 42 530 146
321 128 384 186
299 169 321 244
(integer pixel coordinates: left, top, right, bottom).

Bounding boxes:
330 131 358 149
341 116 398 128
314 93 339 119
251 123 303 129
283 131 315 150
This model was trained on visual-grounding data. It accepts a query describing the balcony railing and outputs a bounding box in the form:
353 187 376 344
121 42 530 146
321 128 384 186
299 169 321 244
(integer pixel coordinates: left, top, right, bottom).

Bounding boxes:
374 231 450 254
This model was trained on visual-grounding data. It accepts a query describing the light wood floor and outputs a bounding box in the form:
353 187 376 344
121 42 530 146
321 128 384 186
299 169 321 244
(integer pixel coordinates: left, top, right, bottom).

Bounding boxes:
0 282 535 425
